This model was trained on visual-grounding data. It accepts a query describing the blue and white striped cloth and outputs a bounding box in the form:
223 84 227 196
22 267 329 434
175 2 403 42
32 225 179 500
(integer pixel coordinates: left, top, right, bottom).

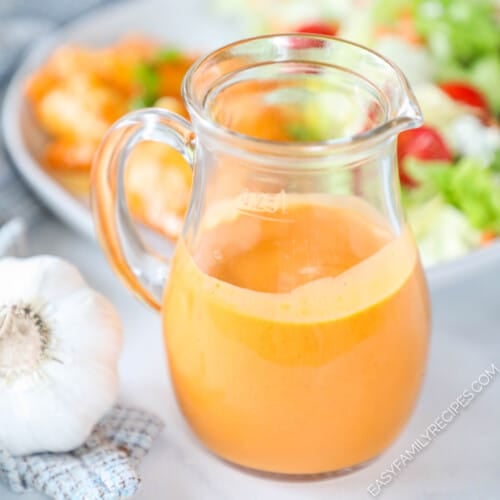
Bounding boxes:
0 405 164 500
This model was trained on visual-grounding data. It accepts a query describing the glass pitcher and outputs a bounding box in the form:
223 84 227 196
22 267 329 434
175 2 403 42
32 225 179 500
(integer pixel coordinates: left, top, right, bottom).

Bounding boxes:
92 34 430 476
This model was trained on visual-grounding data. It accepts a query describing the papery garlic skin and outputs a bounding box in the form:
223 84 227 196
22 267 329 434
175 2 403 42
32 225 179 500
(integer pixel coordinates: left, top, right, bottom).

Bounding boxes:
0 256 122 456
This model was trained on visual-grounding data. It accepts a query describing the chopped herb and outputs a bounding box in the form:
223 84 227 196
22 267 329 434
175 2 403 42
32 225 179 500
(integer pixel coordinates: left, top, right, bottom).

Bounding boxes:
286 122 325 142
129 47 183 109
130 60 160 109
129 94 156 110
134 62 159 95
156 48 182 63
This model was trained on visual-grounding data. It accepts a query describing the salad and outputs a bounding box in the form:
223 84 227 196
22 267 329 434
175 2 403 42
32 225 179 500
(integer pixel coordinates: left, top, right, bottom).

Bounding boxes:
217 0 500 266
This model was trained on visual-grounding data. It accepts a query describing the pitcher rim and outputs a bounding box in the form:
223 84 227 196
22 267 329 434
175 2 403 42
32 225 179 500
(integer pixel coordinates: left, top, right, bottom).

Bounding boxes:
182 33 423 157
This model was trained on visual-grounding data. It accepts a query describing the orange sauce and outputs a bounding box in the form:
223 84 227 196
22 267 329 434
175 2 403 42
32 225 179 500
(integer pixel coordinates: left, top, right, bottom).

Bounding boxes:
163 196 430 474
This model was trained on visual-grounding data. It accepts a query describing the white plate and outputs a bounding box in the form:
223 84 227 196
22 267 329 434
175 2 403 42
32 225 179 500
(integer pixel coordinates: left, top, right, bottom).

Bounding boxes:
3 0 500 287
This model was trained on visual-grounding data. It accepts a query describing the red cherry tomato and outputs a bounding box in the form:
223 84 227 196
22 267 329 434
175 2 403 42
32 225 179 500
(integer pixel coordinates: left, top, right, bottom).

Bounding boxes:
288 21 339 49
439 82 490 117
397 125 453 188
294 21 338 36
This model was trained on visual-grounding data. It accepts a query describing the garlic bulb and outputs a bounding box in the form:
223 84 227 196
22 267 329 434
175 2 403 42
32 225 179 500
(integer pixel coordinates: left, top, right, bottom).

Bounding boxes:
0 256 122 456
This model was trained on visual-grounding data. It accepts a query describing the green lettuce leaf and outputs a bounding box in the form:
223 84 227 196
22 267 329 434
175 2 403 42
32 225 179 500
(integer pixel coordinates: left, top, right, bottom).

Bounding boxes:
406 156 500 233
405 194 481 266
414 0 499 66
468 55 500 114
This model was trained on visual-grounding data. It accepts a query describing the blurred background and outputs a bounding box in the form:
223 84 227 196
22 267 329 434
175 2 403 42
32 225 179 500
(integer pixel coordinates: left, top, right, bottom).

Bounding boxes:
0 0 119 249
1 0 499 272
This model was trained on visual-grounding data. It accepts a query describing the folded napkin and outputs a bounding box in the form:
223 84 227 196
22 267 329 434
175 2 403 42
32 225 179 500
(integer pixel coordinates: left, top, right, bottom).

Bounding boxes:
0 405 164 500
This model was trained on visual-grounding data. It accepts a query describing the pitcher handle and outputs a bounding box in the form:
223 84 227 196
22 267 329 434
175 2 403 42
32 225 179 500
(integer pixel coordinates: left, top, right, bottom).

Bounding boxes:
91 109 195 311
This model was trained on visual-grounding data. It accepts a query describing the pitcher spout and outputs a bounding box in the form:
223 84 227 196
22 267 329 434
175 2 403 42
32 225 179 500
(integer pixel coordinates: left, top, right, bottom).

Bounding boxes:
386 72 424 137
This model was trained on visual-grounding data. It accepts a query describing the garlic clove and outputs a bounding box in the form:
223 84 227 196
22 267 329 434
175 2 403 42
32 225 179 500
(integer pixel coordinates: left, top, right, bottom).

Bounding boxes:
0 256 88 306
31 256 89 304
36 256 88 302
0 258 44 305
50 288 122 361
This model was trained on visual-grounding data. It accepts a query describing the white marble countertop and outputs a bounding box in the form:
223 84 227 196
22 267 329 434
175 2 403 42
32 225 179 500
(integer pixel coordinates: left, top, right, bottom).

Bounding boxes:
1 216 499 500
